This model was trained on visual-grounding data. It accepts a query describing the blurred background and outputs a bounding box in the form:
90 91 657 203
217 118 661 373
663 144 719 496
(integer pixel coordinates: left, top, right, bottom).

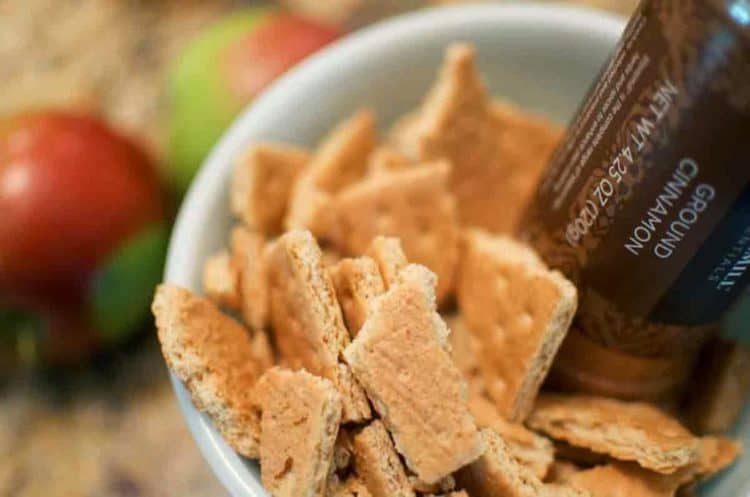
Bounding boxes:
0 1 637 495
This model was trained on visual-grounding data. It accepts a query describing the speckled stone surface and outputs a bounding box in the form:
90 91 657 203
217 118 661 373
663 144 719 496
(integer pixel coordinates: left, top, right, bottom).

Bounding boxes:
0 1 636 496
0 339 225 497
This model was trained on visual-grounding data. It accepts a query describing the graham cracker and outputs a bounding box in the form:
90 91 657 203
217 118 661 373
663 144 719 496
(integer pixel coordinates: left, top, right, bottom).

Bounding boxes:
694 436 742 478
491 99 562 213
230 226 269 331
389 44 555 233
259 368 342 497
286 109 377 237
456 428 586 497
386 111 421 160
443 314 482 380
367 146 412 175
468 393 554 479
527 394 702 474
564 435 741 495
343 264 481 484
366 236 408 289
330 256 386 337
152 284 266 458
687 338 750 434
202 250 241 310
567 464 680 497
307 108 378 193
249 327 275 375
337 362 373 424
285 173 338 239
265 230 371 423
231 143 309 234
351 420 415 497
247 365 280 411
456 229 577 421
323 248 344 269
331 161 459 304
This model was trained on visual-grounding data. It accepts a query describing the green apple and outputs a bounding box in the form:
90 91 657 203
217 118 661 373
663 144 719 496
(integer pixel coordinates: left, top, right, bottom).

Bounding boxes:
168 7 341 194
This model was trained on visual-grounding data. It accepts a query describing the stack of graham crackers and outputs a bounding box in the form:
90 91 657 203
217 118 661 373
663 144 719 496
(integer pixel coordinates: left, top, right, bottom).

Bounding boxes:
152 44 745 497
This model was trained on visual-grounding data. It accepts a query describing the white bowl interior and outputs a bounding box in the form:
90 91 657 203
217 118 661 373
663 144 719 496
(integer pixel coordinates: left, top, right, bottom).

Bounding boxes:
164 4 750 496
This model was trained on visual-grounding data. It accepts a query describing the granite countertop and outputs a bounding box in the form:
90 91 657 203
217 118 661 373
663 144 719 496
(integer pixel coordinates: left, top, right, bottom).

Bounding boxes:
0 1 637 496
0 339 224 497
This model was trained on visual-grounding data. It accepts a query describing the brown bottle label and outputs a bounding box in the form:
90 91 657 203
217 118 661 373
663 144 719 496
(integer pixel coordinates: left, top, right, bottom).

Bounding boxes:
523 0 750 355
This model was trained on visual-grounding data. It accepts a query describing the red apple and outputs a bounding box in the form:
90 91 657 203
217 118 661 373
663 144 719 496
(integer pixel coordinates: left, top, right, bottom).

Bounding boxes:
0 111 168 365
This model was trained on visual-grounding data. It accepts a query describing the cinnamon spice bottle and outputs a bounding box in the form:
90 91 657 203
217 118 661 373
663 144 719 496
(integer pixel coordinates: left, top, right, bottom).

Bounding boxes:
521 0 750 400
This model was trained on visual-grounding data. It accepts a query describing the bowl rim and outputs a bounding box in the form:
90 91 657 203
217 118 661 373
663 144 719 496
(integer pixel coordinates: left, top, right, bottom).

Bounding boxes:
164 3 626 496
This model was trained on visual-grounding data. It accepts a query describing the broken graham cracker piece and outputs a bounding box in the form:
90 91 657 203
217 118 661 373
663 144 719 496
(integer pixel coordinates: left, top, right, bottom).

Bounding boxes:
693 435 742 478
330 256 386 337
687 338 750 434
351 420 415 497
570 435 740 496
527 394 703 474
259 368 342 497
336 362 372 423
563 443 741 497
468 393 554 480
490 99 562 199
387 111 421 159
152 284 266 458
286 109 377 236
444 314 482 380
390 44 544 233
456 428 587 497
367 146 412 175
567 464 680 497
322 248 344 268
330 161 459 303
202 250 241 309
306 108 378 193
231 143 309 234
366 236 408 289
456 229 577 421
231 226 269 331
203 226 271 330
265 230 371 423
344 264 481 484
249 326 275 374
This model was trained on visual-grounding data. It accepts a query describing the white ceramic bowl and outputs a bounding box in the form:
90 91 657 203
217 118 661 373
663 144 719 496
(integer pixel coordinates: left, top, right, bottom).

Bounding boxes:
164 4 750 496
